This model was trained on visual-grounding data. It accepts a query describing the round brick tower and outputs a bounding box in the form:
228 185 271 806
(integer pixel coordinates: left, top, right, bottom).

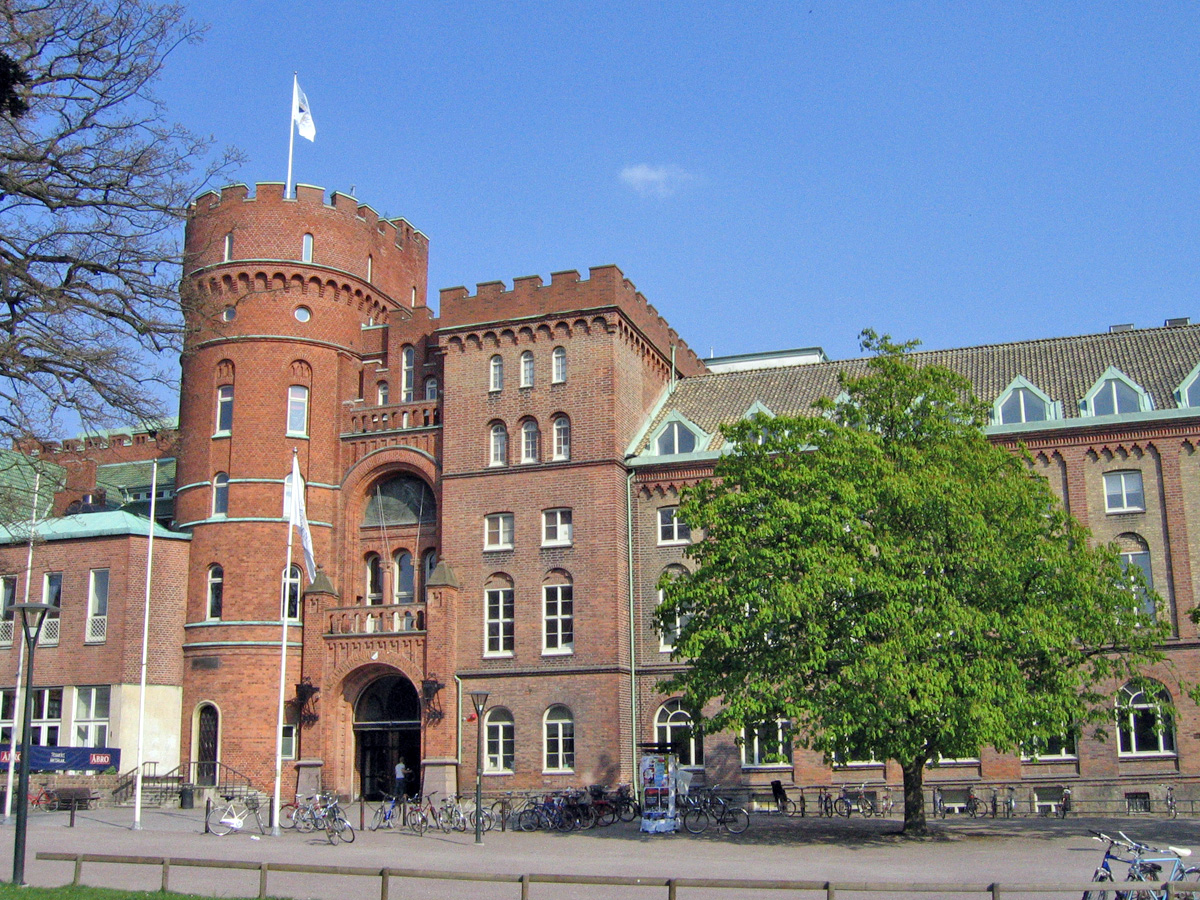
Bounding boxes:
177 182 430 789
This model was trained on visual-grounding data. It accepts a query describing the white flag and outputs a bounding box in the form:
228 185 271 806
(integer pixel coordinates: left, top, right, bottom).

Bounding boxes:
292 78 316 142
289 455 317 583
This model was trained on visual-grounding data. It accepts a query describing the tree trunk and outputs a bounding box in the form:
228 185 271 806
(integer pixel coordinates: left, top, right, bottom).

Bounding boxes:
901 756 928 836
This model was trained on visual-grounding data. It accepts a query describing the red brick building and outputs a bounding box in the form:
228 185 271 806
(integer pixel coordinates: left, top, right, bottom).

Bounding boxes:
4 182 1200 813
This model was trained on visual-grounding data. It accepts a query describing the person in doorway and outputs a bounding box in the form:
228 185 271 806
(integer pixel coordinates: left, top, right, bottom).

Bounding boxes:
394 757 412 798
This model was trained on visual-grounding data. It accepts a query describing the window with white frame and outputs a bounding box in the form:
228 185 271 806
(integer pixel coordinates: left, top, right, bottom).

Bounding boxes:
393 551 415 603
223 232 234 261
490 423 508 467
287 385 309 436
0 574 15 644
552 415 570 460
489 355 504 392
281 565 302 620
301 232 314 263
542 508 573 547
377 381 389 405
75 686 110 747
996 385 1049 424
1021 730 1077 760
552 346 567 383
86 568 109 644
655 699 703 767
40 571 61 645
658 507 690 545
1105 471 1145 513
543 576 574 655
1117 534 1155 617
484 576 514 656
215 384 234 435
1117 682 1176 756
658 566 690 652
30 687 62 746
212 472 229 516
365 553 384 605
281 724 297 760
741 719 793 767
520 350 535 388
0 690 13 744
485 707 515 773
484 513 514 551
207 564 223 619
402 345 415 402
521 420 540 463
1085 370 1149 416
282 470 304 519
656 421 697 455
543 706 575 772
424 377 438 401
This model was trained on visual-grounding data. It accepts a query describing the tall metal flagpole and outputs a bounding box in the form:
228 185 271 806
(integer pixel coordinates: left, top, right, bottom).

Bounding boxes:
3 472 38 825
132 458 158 830
285 73 297 200
272 450 299 836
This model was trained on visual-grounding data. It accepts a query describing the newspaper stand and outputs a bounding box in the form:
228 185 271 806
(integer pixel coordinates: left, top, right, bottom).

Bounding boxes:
638 742 677 833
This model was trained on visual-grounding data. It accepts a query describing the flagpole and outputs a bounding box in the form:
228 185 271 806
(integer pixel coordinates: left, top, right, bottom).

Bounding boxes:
272 449 298 836
285 73 297 200
3 472 38 825
132 457 158 831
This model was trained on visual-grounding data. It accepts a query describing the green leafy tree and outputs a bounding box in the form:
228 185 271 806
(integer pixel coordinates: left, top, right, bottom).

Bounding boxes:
658 332 1168 835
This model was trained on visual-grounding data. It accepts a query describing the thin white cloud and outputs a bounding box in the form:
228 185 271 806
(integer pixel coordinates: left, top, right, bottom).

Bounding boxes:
620 164 693 198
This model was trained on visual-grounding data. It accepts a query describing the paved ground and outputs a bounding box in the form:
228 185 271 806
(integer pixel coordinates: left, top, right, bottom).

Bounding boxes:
0 804 1195 898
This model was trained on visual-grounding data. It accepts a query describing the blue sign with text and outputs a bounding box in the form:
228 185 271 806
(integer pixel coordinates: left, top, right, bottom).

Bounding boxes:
0 745 119 771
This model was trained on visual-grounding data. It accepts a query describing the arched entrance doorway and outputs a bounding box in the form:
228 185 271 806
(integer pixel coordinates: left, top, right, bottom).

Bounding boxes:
196 704 219 786
354 675 421 800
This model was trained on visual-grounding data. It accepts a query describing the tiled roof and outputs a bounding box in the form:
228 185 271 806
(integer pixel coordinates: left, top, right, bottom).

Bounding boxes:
638 324 1200 453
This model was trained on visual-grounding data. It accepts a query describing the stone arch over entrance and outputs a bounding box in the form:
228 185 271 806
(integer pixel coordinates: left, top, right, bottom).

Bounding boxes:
352 671 422 800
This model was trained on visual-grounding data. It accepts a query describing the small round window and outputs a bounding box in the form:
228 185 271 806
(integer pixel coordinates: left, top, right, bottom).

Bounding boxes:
221 306 236 322
295 306 312 323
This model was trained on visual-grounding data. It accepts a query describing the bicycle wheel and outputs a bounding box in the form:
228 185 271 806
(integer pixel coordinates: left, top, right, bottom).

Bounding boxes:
408 809 428 836
1081 868 1111 900
453 808 468 832
336 818 355 843
370 806 386 831
490 799 510 829
723 807 750 834
207 805 235 836
296 808 317 833
966 798 978 818
280 803 299 829
1175 866 1200 900
515 808 540 832
471 808 496 833
833 798 852 818
597 804 619 827
682 808 709 834
860 798 877 818
618 799 640 822
436 809 453 833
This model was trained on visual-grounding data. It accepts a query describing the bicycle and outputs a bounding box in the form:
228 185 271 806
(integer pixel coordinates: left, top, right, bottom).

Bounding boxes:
965 786 983 818
321 796 355 844
28 785 56 811
369 793 401 831
1058 787 1072 819
816 785 834 817
1084 830 1200 900
834 782 876 818
876 787 894 818
1164 785 1179 820
681 789 749 835
207 793 266 836
932 787 947 819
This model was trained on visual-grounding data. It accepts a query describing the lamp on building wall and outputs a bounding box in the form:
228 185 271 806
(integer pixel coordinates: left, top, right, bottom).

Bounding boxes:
467 689 489 846
421 677 444 723
11 601 51 885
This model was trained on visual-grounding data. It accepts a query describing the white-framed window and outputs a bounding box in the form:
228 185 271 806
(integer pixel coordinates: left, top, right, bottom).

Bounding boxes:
1117 682 1176 757
301 232 314 263
0 575 15 645
657 567 690 652
656 421 697 455
365 553 384 605
30 688 62 746
490 355 504 392
1117 534 1155 617
393 551 415 603
521 420 540 464
489 423 508 467
543 578 574 655
281 564 302 620
1021 732 1078 761
0 690 12 743
401 346 415 403
207 565 223 619
40 571 61 646
377 381 389 406
542 508 573 547
552 416 571 461
1105 471 1145 513
994 379 1053 425
212 472 229 516
741 719 793 767
282 470 304 518
424 377 438 401
215 384 234 435
520 350 535 388
552 346 567 384
485 577 514 656
484 513 514 551
655 699 703 767
75 686 110 748
1083 368 1151 417
543 706 575 772
86 568 109 644
282 724 297 760
485 707 515 773
287 385 309 436
658 507 691 545
223 232 234 262
366 254 373 282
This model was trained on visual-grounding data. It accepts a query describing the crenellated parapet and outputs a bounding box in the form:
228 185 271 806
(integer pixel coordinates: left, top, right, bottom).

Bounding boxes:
438 265 706 375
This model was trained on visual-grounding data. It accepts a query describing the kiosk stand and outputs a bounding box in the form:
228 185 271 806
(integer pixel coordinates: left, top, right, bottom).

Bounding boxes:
638 742 677 833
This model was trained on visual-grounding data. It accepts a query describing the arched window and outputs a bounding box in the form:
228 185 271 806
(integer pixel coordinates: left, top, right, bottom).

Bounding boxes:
552 346 567 384
212 473 229 517
401 346 415 402
1116 533 1155 616
223 232 234 262
365 553 383 605
485 708 515 773
421 549 437 601
552 415 570 461
301 232 314 263
287 385 309 435
1117 682 1176 756
281 565 302 620
393 551 414 603
521 419 540 464
543 571 574 655
655 700 703 767
366 254 373 282
206 565 223 620
520 350 535 388
489 354 504 392
424 377 439 401
377 381 389 406
484 573 514 656
363 476 436 526
490 423 508 467
543 706 575 772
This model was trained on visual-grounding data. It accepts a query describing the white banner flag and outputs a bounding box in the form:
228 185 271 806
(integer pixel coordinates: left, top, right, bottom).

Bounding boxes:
289 455 317 582
293 79 316 142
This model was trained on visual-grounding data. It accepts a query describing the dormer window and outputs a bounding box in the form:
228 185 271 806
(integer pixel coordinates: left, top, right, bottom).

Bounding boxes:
656 421 697 456
1174 362 1200 408
1082 368 1151 417
993 377 1057 425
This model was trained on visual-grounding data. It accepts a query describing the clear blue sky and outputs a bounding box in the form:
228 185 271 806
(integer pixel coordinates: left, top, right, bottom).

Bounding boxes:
162 2 1200 363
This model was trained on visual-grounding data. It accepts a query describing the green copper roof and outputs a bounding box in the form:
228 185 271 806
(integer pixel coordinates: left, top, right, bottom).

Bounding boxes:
0 510 189 546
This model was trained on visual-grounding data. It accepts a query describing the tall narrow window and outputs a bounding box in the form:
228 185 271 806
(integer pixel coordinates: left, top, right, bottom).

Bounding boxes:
40 572 61 646
521 420 540 464
543 706 575 772
223 232 234 262
402 346 415 402
1117 682 1176 756
366 554 383 605
1118 535 1155 617
282 565 302 620
86 568 109 644
552 416 571 461
377 381 389 405
30 688 61 746
287 385 309 436
207 565 224 619
282 470 304 518
490 423 508 467
656 700 703 767
301 233 314 263
490 355 504 392
485 708 515 773
543 577 574 655
393 551 414 603
212 472 229 516
0 575 14 645
520 351 535 388
366 254 373 282
215 385 234 435
485 577 515 656
421 549 437 601
424 377 438 401
552 346 567 384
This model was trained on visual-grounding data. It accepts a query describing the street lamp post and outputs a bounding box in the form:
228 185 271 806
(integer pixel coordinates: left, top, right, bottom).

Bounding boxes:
11 601 51 885
467 689 488 846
